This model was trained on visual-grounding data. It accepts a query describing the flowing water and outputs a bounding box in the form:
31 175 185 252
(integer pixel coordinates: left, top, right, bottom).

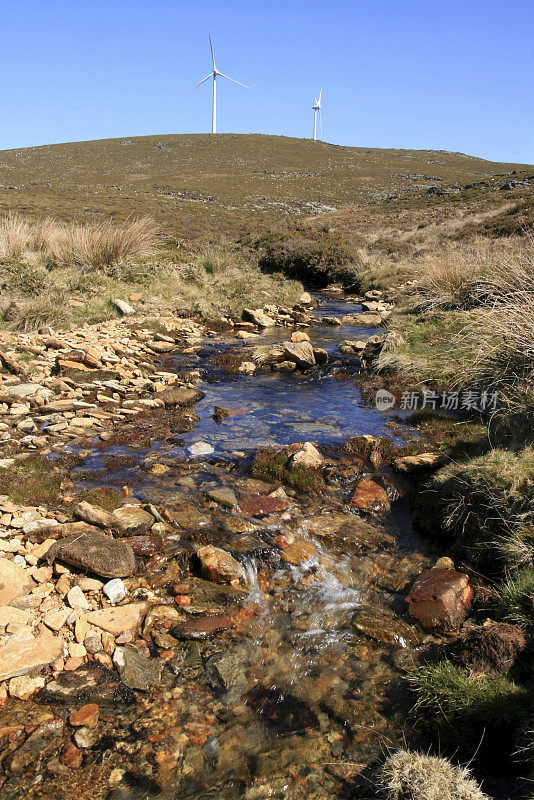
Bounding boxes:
38 295 433 798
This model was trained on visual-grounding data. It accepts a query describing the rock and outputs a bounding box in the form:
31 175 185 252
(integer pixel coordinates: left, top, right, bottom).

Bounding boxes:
449 622 526 675
406 569 474 630
313 348 328 364
102 578 127 604
235 330 258 340
288 442 324 469
393 452 448 473
6 382 49 399
113 299 135 315
238 361 256 374
282 341 316 370
41 664 135 705
349 479 390 514
73 725 99 748
154 387 205 407
326 762 366 782
72 501 115 528
188 442 214 456
0 633 63 681
245 682 319 732
0 606 33 626
8 674 46 699
279 539 317 565
9 719 66 773
206 487 238 508
352 606 421 647
69 703 100 728
113 646 162 690
342 312 383 326
85 602 148 635
243 308 276 327
0 557 34 604
299 292 313 305
321 316 342 325
197 545 243 585
272 360 297 373
171 614 233 640
67 585 90 610
111 505 154 536
44 606 70 631
291 331 310 343
238 494 289 517
0 350 25 375
60 743 83 768
46 529 135 579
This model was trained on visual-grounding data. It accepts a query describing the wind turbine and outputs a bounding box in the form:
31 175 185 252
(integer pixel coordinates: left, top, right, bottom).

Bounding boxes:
312 89 322 141
190 35 248 134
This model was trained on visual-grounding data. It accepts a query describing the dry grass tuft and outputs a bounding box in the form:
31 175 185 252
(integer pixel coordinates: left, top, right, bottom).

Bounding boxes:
0 213 158 270
377 749 489 800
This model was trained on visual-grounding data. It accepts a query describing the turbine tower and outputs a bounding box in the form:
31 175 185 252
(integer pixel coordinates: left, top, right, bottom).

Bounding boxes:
190 35 248 134
312 89 322 141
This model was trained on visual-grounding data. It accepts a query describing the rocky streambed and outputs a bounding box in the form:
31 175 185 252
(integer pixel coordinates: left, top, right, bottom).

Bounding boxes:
0 291 468 799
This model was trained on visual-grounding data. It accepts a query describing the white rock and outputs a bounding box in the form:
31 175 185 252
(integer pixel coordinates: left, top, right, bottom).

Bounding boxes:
67 585 90 610
187 442 215 457
102 578 127 604
114 299 135 315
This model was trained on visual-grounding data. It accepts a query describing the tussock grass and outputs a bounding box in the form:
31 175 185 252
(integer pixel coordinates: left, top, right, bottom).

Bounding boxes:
0 212 158 270
378 749 489 800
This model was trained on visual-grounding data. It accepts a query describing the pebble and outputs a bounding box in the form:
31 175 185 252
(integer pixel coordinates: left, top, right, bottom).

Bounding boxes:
102 578 128 604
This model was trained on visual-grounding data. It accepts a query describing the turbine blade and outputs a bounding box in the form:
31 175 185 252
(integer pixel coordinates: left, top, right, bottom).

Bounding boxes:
189 73 213 92
209 34 216 70
319 88 322 103
217 71 249 88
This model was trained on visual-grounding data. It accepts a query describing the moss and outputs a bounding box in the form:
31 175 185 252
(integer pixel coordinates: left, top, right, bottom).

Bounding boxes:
0 455 62 505
74 486 123 512
251 448 324 494
258 231 360 288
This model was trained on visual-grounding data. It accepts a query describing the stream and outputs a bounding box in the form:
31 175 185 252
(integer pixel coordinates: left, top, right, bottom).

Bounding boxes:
19 294 434 799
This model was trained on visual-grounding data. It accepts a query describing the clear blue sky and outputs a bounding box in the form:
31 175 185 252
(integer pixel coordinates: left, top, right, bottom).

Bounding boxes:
2 0 533 163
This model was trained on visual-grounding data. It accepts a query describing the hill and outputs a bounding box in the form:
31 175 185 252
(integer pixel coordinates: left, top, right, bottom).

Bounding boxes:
0 134 531 239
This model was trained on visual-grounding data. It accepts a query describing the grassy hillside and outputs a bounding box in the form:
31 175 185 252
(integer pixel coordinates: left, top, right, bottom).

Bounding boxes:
0 134 531 239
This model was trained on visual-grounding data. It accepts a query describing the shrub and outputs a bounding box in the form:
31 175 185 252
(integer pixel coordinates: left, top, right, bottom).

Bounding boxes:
377 749 489 800
258 232 360 288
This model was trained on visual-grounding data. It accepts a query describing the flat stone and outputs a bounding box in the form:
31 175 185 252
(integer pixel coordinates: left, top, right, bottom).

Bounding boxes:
406 569 474 630
0 556 34 605
111 505 154 536
171 614 233 640
67 585 90 610
46 529 136 578
40 664 134 705
242 308 276 327
114 299 135 315
44 606 70 631
69 703 100 728
188 441 214 456
154 387 205 407
9 719 66 773
279 539 317 565
8 674 46 699
85 602 148 635
0 633 64 681
0 605 33 626
206 487 238 509
238 494 289 518
349 479 390 514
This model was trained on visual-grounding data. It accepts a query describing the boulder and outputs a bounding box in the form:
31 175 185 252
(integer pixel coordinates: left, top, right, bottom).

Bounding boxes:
111 505 155 536
349 479 390 514
154 387 205 407
299 292 313 305
313 348 328 364
406 569 474 630
0 557 35 605
0 634 64 681
279 539 317 565
206 487 238 508
197 545 243 585
238 494 289 518
46 529 136 578
291 331 310 343
282 341 316 370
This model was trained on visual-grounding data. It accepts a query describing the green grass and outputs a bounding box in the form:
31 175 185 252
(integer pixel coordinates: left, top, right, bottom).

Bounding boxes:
495 568 534 631
410 661 530 749
0 455 62 505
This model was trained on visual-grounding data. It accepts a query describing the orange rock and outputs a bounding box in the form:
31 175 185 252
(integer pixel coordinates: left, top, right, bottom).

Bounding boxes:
349 479 390 514
64 656 84 671
60 743 83 768
406 569 474 630
69 704 99 728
